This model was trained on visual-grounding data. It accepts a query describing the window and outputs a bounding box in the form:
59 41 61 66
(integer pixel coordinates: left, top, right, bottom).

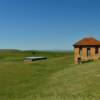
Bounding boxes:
95 47 98 54
87 48 90 56
79 48 82 56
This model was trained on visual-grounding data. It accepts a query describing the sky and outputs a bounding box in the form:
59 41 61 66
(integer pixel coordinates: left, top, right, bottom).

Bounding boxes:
0 0 100 50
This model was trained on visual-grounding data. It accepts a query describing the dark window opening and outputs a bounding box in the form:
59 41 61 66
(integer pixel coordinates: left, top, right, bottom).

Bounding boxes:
87 48 90 56
95 47 98 54
79 48 82 56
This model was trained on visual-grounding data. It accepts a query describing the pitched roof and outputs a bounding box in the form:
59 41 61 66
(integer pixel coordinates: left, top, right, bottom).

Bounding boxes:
73 37 100 46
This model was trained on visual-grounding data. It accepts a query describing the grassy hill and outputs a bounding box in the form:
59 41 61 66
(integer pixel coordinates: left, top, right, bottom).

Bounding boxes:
0 50 100 100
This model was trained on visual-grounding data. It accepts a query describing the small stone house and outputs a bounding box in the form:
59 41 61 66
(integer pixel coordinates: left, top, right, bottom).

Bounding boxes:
73 37 100 64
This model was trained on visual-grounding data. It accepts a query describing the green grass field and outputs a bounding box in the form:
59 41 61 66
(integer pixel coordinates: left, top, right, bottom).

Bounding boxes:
0 50 100 100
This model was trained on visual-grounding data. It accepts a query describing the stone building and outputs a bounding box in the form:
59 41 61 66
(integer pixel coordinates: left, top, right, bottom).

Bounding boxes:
73 37 100 64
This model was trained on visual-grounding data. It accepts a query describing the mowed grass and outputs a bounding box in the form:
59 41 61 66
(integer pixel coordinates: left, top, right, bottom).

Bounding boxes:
0 50 100 100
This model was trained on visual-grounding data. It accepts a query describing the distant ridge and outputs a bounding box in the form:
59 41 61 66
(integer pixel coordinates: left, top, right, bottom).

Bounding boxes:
0 49 21 52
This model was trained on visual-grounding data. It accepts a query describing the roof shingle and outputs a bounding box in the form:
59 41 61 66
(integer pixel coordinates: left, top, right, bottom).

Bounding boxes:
74 37 100 46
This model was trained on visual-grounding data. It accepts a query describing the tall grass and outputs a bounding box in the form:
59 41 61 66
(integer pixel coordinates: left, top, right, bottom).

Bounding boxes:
0 50 100 100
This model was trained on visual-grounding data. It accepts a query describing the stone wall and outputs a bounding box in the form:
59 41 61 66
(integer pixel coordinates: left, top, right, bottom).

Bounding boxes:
81 48 87 61
74 46 100 64
90 47 95 60
74 47 79 64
